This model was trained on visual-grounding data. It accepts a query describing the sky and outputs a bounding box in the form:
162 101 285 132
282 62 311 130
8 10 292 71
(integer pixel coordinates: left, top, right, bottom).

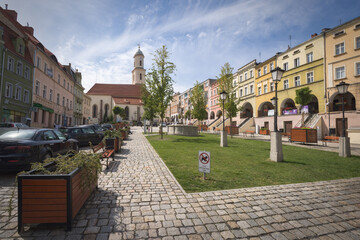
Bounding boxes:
7 0 360 93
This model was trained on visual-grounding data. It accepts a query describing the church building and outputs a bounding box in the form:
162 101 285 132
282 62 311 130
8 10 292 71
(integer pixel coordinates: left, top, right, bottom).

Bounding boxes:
86 47 145 124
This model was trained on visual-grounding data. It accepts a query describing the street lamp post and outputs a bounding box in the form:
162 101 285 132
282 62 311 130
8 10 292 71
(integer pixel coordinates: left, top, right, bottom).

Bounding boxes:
336 81 351 157
220 90 227 147
270 67 285 162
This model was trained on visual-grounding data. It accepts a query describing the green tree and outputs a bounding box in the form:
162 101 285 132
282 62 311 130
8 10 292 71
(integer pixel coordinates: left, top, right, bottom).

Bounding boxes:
295 87 313 127
112 106 125 122
141 84 157 133
190 81 208 131
146 45 176 139
217 62 240 137
184 110 191 121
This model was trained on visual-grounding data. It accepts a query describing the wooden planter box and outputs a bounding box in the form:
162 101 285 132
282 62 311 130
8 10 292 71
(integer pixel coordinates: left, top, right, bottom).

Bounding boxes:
120 130 128 140
17 163 97 232
290 128 317 143
259 129 270 135
198 125 208 131
225 126 239 135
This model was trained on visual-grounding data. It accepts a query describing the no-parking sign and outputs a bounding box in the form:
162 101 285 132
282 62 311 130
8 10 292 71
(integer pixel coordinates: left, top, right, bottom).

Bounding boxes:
198 151 210 173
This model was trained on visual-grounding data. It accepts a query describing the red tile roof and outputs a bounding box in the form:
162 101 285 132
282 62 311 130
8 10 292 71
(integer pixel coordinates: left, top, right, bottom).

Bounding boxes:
113 97 143 105
87 83 142 98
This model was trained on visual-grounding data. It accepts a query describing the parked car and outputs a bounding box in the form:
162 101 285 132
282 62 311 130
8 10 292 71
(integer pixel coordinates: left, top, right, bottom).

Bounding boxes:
160 122 167 127
60 126 104 146
76 124 105 134
0 128 79 172
0 122 30 128
101 124 114 130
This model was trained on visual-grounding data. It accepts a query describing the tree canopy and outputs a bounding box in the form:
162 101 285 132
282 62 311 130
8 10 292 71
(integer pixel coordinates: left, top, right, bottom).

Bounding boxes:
190 81 208 127
295 87 313 127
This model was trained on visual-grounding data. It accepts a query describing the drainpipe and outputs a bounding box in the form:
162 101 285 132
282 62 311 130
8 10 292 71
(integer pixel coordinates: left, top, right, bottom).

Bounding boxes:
0 47 6 114
322 30 329 135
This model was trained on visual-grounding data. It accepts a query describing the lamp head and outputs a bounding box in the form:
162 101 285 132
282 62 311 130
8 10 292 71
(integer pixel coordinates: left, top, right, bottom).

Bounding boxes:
336 81 349 94
271 97 277 105
271 67 285 82
220 90 227 100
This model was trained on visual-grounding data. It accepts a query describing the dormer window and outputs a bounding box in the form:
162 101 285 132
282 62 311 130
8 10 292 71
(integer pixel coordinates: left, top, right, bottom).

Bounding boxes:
334 30 345 37
355 23 360 30
18 44 23 54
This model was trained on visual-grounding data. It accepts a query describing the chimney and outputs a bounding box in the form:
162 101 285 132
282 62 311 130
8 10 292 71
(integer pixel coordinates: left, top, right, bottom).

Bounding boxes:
311 33 318 38
24 26 34 36
5 4 8 9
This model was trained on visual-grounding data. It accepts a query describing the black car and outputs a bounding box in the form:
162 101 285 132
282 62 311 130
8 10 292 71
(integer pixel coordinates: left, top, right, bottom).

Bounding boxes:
0 128 79 172
76 124 105 134
61 126 104 146
101 124 114 130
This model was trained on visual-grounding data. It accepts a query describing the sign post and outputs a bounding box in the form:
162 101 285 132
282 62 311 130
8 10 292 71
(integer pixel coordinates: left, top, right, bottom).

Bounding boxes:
198 151 210 180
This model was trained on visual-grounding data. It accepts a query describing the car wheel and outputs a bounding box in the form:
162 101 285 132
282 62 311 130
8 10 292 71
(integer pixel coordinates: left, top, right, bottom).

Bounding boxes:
42 152 51 162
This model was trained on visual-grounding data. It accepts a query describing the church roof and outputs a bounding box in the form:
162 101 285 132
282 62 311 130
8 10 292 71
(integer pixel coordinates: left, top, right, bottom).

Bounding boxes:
113 97 143 105
134 48 144 57
86 83 142 98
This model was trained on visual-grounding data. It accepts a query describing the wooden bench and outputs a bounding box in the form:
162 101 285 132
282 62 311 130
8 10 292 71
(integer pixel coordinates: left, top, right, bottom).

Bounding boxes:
242 130 255 137
321 136 339 146
92 141 115 169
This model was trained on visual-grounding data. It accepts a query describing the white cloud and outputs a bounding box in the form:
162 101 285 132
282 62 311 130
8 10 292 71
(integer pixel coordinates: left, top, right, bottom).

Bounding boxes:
198 32 207 38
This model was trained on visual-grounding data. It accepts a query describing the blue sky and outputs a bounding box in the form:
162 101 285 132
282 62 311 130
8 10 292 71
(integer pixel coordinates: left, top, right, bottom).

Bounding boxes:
8 0 360 93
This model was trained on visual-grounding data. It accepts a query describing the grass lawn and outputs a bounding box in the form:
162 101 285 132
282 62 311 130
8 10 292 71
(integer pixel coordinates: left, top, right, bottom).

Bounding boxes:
146 133 360 193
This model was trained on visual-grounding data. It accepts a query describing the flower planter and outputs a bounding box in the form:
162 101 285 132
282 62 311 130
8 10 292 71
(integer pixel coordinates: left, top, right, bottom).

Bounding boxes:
259 129 270 135
225 126 239 135
290 128 317 143
17 162 97 232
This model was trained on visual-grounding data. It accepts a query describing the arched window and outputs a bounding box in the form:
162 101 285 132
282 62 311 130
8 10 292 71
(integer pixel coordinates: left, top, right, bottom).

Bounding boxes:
140 73 142 80
92 105 97 118
140 60 142 66
125 106 129 120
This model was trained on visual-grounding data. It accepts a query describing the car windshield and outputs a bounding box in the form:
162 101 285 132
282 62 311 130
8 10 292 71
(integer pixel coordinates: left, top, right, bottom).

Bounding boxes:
53 130 67 140
93 125 103 131
0 129 36 140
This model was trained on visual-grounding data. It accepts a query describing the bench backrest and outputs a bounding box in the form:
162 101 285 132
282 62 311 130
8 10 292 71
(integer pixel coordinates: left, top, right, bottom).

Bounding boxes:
92 141 104 153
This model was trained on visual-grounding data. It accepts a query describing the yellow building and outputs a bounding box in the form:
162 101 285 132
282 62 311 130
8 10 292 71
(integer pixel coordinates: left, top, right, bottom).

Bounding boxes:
324 16 360 136
255 33 325 133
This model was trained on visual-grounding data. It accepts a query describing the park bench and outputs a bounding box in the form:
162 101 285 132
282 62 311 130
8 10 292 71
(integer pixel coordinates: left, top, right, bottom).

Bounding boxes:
91 141 114 169
242 130 255 137
321 136 339 146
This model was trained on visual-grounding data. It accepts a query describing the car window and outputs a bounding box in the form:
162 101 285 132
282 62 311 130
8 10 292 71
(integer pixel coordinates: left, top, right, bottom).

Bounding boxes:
82 128 95 134
43 131 58 140
53 130 67 140
0 123 12 127
70 128 82 134
0 129 36 139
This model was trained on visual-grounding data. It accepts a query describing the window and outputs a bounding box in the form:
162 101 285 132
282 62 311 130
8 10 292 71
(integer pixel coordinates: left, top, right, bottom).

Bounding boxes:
24 66 30 80
57 93 60 105
245 73 248 80
335 66 345 79
23 90 29 103
335 42 345 55
5 83 13 98
334 30 345 37
15 86 21 100
140 60 142 66
258 86 261 95
58 74 60 84
244 87 248 95
283 79 289 89
283 62 288 71
250 70 253 78
294 58 300 68
307 72 314 83
18 44 23 54
43 85 47 98
92 105 98 118
233 80 236 87
66 99 69 108
356 36 360 49
44 63 47 73
240 89 243 97
270 63 274 71
356 62 360 76
294 76 300 86
270 82 274 92
63 97 65 106
49 89 53 101
258 69 261 77
250 85 253 94
36 57 41 68
7 57 14 71
240 75 243 82
35 81 40 95
264 66 267 74
306 52 313 63
264 84 268 93
16 61 23 75
63 79 66 88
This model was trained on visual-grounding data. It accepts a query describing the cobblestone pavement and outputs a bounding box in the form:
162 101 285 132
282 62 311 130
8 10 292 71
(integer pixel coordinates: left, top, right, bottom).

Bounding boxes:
0 127 360 239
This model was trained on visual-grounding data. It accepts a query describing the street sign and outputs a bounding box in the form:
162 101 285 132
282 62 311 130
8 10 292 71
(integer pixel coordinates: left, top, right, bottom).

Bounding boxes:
198 151 210 173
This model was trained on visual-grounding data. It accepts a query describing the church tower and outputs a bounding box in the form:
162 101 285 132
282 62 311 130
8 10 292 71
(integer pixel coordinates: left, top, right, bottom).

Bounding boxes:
132 45 146 85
